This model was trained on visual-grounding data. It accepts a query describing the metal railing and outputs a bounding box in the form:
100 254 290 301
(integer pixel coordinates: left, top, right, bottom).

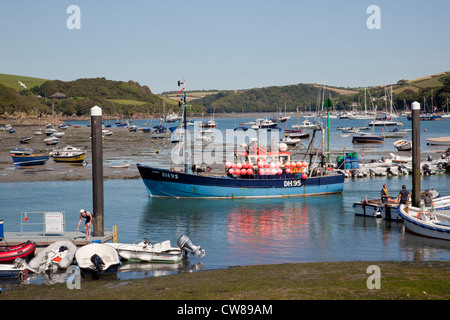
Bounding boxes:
20 212 66 236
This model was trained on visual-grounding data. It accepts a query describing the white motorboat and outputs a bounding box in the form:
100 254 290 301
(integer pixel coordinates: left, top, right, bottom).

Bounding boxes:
110 162 130 168
75 243 120 277
380 129 407 138
106 235 205 263
398 205 450 241
44 128 57 136
281 136 301 146
0 259 27 278
426 137 450 146
44 136 59 145
393 139 412 151
433 195 450 210
292 119 320 130
194 129 214 142
107 239 184 263
52 131 65 138
28 241 77 272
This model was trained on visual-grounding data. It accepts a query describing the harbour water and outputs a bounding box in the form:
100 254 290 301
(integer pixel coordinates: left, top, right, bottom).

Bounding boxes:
1 173 449 284
1 115 449 284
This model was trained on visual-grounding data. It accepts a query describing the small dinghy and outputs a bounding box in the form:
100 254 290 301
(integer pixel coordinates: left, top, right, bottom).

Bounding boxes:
106 235 205 263
0 258 27 278
75 243 120 278
393 139 412 151
107 239 184 263
398 205 450 241
0 241 36 263
28 241 77 273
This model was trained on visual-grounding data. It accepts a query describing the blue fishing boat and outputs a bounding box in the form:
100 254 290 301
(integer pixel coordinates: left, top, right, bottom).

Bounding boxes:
137 80 345 199
11 153 50 166
137 164 344 198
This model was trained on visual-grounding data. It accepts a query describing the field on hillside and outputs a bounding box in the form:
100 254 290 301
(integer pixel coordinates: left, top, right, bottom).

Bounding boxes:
0 73 49 91
162 90 223 102
393 71 450 94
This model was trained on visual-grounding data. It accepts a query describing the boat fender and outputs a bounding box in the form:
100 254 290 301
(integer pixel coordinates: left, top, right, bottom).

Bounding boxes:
417 211 423 219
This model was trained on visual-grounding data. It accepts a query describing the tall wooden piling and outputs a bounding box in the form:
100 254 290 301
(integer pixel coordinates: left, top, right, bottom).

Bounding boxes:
411 101 421 207
91 106 104 236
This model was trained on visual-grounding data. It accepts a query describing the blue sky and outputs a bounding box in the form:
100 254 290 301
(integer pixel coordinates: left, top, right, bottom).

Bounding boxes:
1 0 449 93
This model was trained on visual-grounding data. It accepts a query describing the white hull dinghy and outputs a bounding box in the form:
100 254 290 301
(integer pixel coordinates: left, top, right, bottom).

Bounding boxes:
107 239 184 263
0 258 27 278
28 241 77 273
106 235 205 264
398 205 450 241
433 195 450 210
75 243 120 277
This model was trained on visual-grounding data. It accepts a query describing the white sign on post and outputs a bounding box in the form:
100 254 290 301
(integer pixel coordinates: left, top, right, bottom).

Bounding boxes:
45 212 64 233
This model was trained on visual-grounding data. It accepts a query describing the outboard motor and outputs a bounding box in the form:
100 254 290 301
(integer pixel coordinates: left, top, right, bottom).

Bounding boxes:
90 254 105 275
177 235 205 258
422 164 432 175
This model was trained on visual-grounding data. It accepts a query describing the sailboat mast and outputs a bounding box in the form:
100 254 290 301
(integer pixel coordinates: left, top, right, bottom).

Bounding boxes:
364 87 367 114
178 80 188 173
390 86 393 115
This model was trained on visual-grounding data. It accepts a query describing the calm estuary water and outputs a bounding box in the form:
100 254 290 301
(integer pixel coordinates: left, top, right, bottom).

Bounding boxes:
1 174 449 284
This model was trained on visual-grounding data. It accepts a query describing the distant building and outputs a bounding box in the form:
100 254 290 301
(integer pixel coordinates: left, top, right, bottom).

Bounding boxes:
49 92 67 100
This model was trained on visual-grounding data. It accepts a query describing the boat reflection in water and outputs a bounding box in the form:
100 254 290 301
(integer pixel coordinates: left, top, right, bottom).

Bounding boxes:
138 196 345 267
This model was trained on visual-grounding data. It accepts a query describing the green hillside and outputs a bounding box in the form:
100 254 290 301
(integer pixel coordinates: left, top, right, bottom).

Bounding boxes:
1 71 449 118
0 76 166 117
0 73 49 91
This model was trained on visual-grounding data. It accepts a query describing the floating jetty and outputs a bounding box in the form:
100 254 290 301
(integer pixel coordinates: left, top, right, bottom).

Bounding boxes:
0 231 113 248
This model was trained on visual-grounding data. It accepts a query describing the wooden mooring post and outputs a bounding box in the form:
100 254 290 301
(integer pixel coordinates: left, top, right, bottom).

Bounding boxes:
411 101 421 208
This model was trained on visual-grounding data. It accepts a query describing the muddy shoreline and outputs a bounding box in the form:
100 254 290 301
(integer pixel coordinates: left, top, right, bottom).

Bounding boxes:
1 121 445 184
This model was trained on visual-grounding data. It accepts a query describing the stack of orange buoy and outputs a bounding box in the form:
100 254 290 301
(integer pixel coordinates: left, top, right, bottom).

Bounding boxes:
225 161 255 176
284 161 308 179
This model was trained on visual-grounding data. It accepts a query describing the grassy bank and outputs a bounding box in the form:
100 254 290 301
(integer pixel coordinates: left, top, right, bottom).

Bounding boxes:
1 261 449 300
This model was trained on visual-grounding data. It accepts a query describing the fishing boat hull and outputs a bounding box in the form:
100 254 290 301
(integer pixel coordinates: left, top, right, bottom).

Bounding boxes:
0 241 36 263
137 164 345 198
398 205 450 241
11 154 50 166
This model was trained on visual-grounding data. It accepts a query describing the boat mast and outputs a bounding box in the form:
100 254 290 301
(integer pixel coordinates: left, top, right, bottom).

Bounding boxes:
178 80 188 173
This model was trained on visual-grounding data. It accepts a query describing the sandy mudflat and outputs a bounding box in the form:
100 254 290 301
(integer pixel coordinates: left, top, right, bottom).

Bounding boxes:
0 123 172 183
